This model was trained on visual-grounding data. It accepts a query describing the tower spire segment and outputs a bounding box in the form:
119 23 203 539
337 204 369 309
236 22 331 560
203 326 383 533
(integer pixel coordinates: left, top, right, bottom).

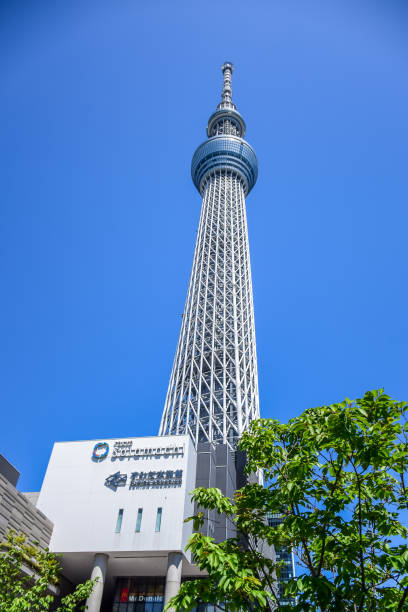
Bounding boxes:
160 64 259 449
219 62 235 109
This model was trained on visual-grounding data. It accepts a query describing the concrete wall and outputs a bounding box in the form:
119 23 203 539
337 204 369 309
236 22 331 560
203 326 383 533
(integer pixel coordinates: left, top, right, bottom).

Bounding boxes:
0 473 53 550
22 492 40 506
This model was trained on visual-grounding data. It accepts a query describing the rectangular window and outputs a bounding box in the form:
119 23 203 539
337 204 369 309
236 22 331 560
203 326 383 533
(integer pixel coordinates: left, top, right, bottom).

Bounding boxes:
135 508 143 532
115 509 124 533
155 507 162 532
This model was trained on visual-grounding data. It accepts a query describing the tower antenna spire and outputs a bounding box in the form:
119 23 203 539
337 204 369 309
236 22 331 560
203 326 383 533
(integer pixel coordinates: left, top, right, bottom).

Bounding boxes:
221 62 234 105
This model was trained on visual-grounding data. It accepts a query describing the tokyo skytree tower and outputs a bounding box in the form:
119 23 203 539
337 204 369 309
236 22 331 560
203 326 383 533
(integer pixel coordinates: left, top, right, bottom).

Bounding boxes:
160 63 259 449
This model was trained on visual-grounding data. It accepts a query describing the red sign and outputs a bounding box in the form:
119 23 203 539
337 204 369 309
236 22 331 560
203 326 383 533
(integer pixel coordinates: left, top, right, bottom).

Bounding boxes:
120 588 129 602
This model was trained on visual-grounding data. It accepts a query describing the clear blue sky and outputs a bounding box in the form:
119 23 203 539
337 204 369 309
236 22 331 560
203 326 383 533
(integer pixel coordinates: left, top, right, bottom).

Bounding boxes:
1 0 407 491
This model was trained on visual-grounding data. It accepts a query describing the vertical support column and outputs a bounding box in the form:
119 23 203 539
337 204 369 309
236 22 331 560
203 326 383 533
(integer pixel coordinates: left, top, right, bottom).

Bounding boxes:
85 553 109 612
164 552 182 610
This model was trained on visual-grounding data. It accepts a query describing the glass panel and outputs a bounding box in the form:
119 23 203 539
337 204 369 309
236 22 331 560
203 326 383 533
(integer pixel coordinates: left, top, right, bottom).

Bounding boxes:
120 586 128 602
129 584 138 602
155 507 162 532
113 580 122 603
112 577 166 611
154 581 164 597
115 509 124 533
135 508 143 532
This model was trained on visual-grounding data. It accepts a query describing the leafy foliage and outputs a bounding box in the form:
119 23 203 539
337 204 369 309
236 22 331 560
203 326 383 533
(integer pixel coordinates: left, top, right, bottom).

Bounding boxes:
166 390 408 611
0 531 95 611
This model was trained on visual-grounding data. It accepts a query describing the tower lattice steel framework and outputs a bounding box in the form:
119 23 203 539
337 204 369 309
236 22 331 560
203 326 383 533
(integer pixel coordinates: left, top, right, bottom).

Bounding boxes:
160 63 259 449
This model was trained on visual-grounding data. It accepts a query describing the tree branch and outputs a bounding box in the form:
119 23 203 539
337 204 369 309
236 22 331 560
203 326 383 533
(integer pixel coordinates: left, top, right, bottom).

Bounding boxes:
352 461 366 612
397 586 408 611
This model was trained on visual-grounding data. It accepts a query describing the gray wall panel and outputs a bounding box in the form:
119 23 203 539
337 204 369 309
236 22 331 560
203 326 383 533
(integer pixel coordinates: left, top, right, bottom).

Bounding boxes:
0 474 53 550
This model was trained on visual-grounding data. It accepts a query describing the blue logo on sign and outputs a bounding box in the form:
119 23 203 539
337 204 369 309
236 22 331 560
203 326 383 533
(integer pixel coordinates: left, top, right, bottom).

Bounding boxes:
92 442 109 460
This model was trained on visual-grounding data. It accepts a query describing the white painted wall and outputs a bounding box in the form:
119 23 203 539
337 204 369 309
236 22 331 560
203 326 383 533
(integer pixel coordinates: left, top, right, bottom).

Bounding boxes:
37 435 196 558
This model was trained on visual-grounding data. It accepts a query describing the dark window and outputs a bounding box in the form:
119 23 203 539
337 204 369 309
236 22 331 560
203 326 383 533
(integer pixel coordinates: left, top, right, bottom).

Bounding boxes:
135 508 143 533
155 507 162 532
115 509 124 533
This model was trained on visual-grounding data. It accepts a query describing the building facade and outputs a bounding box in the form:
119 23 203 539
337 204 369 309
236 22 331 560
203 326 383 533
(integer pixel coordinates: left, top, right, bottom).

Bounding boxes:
267 513 296 606
37 436 249 610
38 436 200 610
0 454 53 551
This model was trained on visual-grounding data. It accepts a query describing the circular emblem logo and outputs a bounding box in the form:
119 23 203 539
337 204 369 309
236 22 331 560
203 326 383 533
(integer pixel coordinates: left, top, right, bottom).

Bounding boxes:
92 442 109 460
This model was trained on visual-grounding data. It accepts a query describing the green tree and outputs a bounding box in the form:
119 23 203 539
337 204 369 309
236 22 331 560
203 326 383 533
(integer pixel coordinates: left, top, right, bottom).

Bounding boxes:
0 530 95 611
166 390 408 611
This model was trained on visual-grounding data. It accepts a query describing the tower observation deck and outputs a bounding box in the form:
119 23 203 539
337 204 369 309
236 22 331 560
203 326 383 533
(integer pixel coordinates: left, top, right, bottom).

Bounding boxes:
160 63 259 449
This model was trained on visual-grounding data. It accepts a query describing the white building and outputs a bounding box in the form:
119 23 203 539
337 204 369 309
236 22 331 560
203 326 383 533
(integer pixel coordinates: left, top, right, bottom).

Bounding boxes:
38 435 204 610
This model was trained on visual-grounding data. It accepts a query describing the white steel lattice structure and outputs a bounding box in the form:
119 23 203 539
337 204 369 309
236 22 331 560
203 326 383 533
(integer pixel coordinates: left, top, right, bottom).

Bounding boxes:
159 63 259 449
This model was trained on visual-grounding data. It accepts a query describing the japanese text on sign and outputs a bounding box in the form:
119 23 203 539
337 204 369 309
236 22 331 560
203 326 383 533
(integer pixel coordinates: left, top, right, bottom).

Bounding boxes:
104 469 183 491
